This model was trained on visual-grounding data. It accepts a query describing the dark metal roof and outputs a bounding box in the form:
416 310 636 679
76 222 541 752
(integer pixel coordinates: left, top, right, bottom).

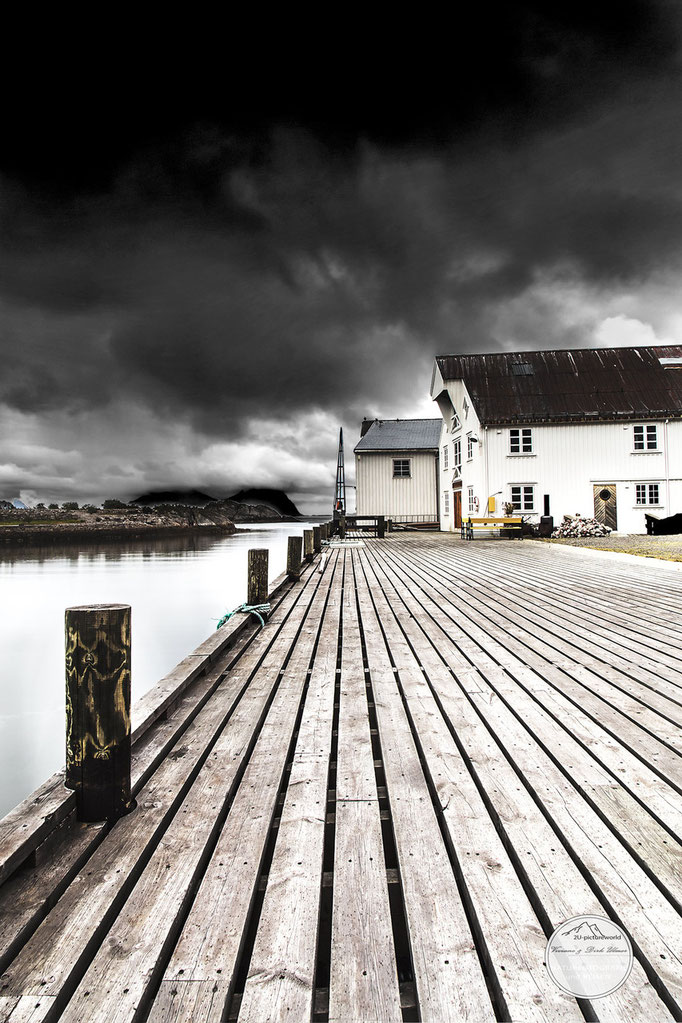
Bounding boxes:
354 418 441 452
435 346 682 425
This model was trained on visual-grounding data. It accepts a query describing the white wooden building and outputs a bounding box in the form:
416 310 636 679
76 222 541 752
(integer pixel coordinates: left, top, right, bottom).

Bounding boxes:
430 346 682 534
354 418 441 522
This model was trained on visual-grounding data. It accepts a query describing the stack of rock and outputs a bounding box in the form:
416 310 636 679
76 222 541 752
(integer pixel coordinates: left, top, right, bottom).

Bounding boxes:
552 514 612 538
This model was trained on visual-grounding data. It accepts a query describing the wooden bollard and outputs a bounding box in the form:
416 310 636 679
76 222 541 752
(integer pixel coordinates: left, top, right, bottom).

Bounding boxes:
303 529 314 561
377 515 386 538
313 525 322 553
338 515 346 539
65 604 133 822
287 535 302 580
247 549 269 605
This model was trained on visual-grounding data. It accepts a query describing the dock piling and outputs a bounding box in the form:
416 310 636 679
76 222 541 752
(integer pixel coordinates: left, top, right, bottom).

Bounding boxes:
247 549 269 605
338 515 346 539
303 529 314 561
65 603 133 823
287 536 303 580
377 515 386 538
313 526 322 553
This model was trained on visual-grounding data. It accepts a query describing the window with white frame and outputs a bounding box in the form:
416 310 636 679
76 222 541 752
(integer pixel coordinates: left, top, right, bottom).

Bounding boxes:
467 435 474 460
633 424 658 451
635 483 660 505
468 486 475 513
442 445 449 470
453 438 461 472
443 491 450 515
510 484 534 512
463 397 469 419
392 458 411 478
450 411 460 432
509 428 533 454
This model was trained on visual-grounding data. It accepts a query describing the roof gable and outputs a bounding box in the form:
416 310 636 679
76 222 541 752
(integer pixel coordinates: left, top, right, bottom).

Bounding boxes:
435 346 682 424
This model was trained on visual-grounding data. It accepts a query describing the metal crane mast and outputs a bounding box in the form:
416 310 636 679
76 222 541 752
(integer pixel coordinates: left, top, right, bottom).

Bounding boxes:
333 427 346 517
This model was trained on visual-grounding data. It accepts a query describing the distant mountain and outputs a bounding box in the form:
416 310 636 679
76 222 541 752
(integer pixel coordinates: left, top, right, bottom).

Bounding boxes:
131 489 218 507
228 488 301 517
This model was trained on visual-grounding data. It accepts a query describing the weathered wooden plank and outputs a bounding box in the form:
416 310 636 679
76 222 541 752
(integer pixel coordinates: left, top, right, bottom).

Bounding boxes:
328 554 401 1023
329 802 401 1023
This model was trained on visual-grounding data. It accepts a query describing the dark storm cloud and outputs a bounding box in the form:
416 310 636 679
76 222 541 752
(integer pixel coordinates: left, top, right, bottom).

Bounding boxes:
2 2 682 503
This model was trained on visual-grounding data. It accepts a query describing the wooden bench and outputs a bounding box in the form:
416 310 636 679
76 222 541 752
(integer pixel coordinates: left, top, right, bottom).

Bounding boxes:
461 516 523 540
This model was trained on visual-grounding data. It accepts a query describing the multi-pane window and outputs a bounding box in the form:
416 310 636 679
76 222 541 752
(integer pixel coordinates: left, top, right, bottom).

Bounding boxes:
468 487 475 513
467 435 474 460
443 491 450 515
510 428 533 454
450 412 460 432
511 485 534 511
635 483 660 505
633 424 658 450
392 459 411 478
453 439 461 471
442 445 449 470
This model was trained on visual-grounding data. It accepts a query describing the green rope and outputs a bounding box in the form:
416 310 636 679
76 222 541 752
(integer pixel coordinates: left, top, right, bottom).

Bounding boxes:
216 602 270 631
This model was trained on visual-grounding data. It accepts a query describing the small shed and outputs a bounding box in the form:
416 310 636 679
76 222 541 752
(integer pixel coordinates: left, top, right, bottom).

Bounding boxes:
354 418 441 523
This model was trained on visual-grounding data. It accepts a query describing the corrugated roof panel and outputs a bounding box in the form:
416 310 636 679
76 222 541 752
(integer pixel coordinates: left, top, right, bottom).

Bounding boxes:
436 346 682 424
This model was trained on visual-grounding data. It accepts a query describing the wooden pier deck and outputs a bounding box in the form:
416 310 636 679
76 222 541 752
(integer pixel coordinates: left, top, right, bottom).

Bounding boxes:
1 533 682 1022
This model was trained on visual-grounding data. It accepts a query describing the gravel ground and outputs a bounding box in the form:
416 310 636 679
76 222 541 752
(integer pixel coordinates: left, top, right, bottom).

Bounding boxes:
539 533 682 562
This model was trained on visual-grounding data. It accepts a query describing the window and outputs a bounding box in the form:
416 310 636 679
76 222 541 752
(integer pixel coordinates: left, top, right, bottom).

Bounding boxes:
468 487 475 513
463 398 469 419
635 483 660 505
510 428 533 454
450 411 460 432
453 439 461 472
511 362 534 376
467 435 475 460
633 424 658 451
443 491 450 515
392 458 411 478
442 445 449 470
511 485 534 511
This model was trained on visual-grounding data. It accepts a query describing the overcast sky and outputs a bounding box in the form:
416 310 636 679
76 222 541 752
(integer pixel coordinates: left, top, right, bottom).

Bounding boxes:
2 3 682 512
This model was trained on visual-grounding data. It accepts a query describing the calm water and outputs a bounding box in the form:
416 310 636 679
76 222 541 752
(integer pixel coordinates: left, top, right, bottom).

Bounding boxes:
0 522 317 818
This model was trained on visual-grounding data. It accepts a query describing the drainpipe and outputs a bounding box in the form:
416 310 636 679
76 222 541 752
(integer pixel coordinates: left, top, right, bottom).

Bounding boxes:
664 418 671 513
484 425 490 513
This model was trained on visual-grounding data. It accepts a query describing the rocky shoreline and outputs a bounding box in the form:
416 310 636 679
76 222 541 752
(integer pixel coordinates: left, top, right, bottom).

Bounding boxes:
0 500 288 545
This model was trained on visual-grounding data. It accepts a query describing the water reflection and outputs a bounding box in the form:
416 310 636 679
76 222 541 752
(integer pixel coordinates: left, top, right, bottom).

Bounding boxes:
0 522 316 817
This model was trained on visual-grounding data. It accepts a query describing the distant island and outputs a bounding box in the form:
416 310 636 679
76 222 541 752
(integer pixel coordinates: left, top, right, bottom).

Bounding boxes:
228 488 301 517
0 489 303 545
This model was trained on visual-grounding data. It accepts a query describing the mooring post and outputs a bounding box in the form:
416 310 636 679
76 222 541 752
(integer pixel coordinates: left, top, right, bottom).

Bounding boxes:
338 514 346 539
247 549 269 605
377 515 386 539
313 525 322 553
65 604 133 823
321 523 328 542
287 535 302 580
303 529 314 561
